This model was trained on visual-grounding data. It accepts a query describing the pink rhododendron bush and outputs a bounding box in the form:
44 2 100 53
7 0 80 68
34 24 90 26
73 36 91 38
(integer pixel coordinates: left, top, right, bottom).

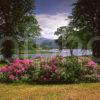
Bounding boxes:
0 56 100 84
0 59 34 82
80 59 100 82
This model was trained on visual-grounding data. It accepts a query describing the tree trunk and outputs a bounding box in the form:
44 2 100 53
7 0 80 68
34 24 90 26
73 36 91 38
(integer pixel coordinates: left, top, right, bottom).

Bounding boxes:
70 49 73 56
92 40 100 62
1 40 14 60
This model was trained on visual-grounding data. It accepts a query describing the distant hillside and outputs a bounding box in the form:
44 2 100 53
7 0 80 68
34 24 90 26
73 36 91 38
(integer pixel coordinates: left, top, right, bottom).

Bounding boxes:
33 37 58 49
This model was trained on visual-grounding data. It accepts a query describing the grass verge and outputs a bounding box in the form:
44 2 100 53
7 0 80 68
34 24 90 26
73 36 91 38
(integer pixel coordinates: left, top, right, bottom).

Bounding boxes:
0 83 100 100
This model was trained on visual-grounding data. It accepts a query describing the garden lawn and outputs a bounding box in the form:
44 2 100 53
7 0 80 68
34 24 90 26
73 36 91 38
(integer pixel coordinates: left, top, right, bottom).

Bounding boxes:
0 63 6 67
0 83 100 100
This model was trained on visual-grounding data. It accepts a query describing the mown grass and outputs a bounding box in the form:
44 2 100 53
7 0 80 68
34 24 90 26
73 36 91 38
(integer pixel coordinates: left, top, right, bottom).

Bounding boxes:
19 50 51 54
0 83 100 100
0 63 6 67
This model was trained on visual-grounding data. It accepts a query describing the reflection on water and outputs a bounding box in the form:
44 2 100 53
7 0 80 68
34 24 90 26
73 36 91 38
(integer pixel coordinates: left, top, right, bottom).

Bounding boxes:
0 49 92 59
19 49 92 58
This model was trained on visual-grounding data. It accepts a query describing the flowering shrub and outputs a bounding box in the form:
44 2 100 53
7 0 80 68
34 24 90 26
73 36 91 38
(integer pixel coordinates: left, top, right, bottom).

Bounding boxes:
0 59 33 82
80 59 100 82
0 56 100 83
59 57 82 83
31 56 63 83
87 60 97 68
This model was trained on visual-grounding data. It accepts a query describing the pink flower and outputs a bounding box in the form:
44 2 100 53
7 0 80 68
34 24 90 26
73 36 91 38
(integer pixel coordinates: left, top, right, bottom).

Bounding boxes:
51 64 58 72
87 60 97 68
21 59 33 65
43 76 50 81
0 66 9 73
14 59 21 63
21 67 25 71
15 69 22 74
96 74 100 79
43 77 47 81
13 59 33 65
12 63 22 67
9 75 15 80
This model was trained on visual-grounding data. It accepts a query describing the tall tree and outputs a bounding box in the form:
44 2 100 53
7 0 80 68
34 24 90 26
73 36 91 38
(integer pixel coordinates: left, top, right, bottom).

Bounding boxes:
0 0 40 59
55 26 79 56
71 0 100 59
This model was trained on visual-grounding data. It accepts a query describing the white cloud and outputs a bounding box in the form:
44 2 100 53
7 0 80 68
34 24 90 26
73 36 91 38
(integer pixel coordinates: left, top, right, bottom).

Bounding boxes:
36 13 70 39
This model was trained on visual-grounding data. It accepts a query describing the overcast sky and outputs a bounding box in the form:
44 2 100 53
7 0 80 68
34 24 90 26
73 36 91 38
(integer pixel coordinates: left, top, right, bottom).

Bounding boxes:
36 0 75 39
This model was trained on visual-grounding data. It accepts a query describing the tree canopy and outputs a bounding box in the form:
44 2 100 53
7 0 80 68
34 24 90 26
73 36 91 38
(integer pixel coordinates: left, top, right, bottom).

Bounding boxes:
71 0 100 58
55 26 80 55
0 0 40 59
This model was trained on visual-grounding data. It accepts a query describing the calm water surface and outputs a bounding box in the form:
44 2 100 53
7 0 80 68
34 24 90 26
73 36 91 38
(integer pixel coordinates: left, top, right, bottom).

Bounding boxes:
0 49 92 59
19 49 92 58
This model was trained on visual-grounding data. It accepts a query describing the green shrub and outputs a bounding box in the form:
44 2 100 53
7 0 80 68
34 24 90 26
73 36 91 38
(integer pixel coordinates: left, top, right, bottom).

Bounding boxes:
80 59 100 82
0 56 100 84
60 57 82 83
